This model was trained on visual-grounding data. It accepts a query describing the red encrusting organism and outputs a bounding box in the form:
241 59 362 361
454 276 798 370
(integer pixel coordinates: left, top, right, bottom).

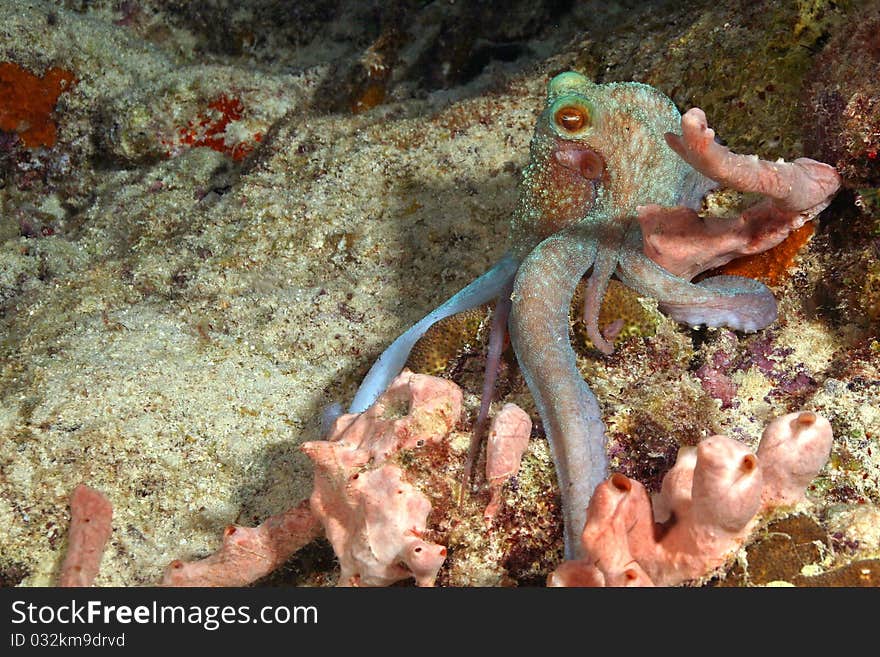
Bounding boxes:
718 222 815 286
0 62 76 148
167 94 262 161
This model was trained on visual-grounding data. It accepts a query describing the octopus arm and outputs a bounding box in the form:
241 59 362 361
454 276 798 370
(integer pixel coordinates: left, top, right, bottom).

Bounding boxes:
582 222 630 355
463 277 514 492
348 253 520 413
509 226 606 558
616 227 777 332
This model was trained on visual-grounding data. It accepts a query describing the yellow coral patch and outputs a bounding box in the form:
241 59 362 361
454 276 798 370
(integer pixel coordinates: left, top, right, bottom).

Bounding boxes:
406 305 493 375
571 278 660 353
406 278 661 377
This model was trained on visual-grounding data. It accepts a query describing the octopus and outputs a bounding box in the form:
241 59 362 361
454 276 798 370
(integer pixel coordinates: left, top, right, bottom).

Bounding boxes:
347 71 840 558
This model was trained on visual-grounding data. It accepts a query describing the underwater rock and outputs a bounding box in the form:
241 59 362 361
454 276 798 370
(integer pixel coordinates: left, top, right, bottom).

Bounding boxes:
802 2 880 187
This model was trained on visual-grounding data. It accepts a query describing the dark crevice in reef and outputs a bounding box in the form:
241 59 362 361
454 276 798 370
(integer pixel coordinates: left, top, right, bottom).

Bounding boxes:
253 538 338 587
0 560 30 588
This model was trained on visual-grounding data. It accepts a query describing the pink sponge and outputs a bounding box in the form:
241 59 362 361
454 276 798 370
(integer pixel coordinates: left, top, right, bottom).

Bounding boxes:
161 500 321 586
549 411 833 587
302 369 459 586
160 370 458 587
59 485 113 587
483 403 532 524
639 107 841 281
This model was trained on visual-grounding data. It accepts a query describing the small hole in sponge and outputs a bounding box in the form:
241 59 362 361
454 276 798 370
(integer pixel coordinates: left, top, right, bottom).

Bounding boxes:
611 473 632 492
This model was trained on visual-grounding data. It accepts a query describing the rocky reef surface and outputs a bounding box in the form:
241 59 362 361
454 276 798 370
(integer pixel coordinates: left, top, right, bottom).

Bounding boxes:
1 0 878 587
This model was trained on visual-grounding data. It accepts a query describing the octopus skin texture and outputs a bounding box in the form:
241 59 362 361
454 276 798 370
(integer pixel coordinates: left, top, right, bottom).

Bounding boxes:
348 71 840 559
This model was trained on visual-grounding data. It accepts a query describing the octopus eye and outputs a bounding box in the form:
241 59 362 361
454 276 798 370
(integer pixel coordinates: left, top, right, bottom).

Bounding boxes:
554 105 589 132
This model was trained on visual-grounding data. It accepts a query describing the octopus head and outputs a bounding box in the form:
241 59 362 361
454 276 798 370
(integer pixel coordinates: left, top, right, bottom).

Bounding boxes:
542 71 607 183
542 71 685 208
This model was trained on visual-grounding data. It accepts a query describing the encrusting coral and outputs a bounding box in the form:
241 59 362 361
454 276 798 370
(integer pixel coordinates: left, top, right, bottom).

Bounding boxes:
0 61 75 148
548 411 833 587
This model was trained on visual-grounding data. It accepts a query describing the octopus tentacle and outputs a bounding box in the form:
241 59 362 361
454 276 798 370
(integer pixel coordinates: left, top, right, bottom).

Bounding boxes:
462 279 514 498
582 223 629 355
509 227 606 558
349 253 520 413
617 227 777 332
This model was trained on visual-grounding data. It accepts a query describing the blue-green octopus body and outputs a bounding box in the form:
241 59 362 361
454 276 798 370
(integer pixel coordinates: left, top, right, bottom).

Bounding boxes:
350 72 777 558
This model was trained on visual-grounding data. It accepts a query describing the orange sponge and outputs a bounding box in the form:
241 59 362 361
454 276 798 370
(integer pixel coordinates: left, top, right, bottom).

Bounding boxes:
0 62 75 148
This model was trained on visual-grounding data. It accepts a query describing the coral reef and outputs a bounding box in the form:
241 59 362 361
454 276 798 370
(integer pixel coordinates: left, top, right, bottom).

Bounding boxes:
549 412 833 586
802 2 880 187
610 0 849 160
0 0 878 589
